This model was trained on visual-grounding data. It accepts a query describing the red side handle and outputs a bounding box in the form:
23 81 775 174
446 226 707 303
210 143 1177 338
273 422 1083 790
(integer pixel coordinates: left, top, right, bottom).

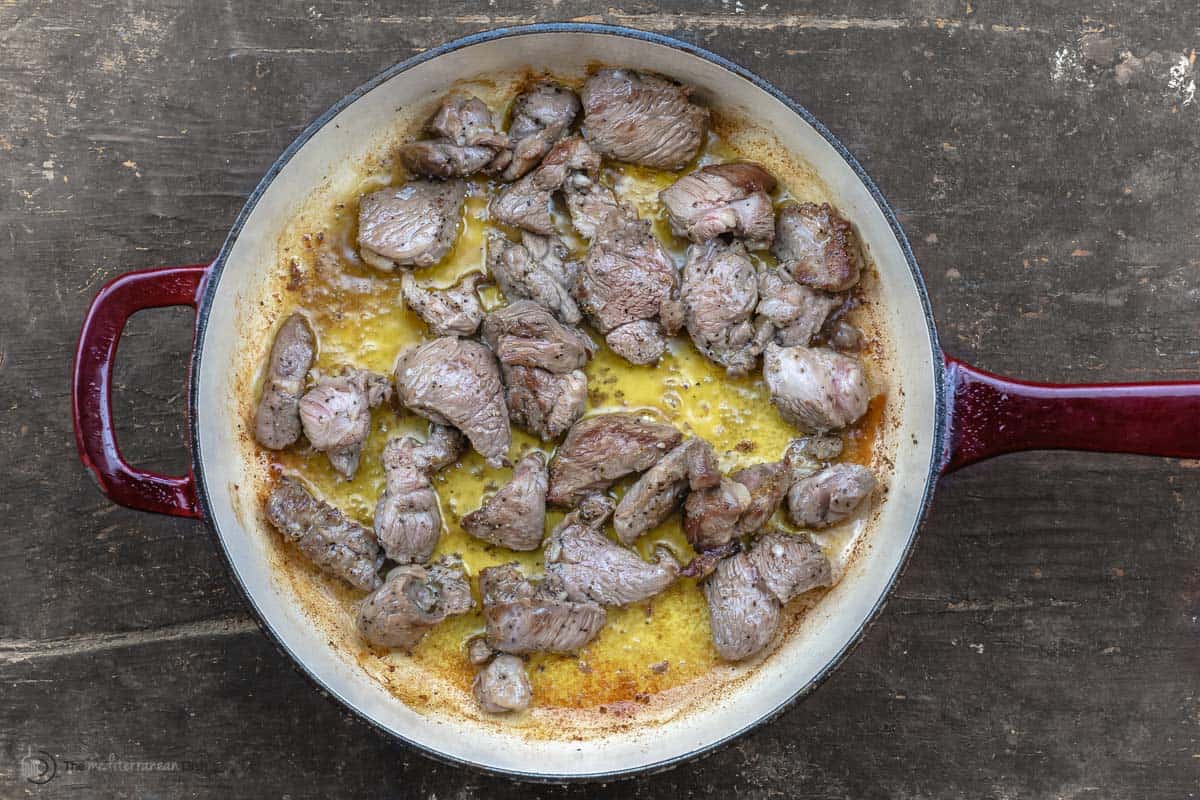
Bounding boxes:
943 356 1200 473
72 264 211 518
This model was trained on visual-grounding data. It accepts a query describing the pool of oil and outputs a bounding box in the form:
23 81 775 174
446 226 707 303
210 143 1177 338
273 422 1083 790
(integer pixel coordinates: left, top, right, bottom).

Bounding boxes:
261 104 886 714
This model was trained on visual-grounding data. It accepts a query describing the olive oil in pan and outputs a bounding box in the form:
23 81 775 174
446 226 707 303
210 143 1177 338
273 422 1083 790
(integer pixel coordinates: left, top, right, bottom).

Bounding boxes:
270 133 885 711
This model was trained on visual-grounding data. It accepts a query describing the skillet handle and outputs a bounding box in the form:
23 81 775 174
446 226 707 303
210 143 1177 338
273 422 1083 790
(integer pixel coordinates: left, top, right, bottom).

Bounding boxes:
942 356 1200 473
72 264 210 518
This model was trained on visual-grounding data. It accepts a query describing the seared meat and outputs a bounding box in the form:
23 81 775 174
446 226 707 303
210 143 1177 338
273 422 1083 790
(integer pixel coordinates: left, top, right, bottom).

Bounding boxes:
400 96 508 179
358 180 466 271
254 313 315 450
763 343 870 432
680 539 740 580
787 463 876 529
703 531 831 661
756 268 842 347
373 435 445 564
613 438 720 544
482 300 595 374
502 82 581 181
356 556 474 650
401 272 485 337
545 495 681 606
462 451 549 551
561 169 624 240
480 563 607 654
266 477 383 592
747 530 832 603
575 211 679 364
580 69 709 170
490 136 600 235
502 364 588 441
466 635 496 665
408 422 469 473
603 320 669 365
681 241 772 376
473 654 532 713
828 319 865 352
547 412 682 506
396 337 511 467
772 203 862 292
682 477 752 551
660 163 777 248
298 366 392 480
486 231 581 325
728 461 791 536
783 433 844 482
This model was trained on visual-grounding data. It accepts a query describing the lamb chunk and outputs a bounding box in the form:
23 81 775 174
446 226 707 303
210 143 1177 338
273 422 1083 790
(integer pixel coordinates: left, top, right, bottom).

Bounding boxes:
473 654 533 713
479 563 607 654
266 477 383 592
681 241 772 376
782 434 844 480
357 180 466 271
756 268 841 347
562 170 624 240
400 96 508 179
787 463 876 529
728 460 791 536
356 556 473 650
298 366 392 480
502 82 581 181
254 313 315 450
547 413 682 506
408 423 469 474
581 69 709 170
486 231 581 325
466 636 496 666
401 140 498 180
574 212 678 363
613 438 720 545
660 163 777 248
395 337 511 467
772 203 862 291
544 496 680 607
748 530 832 603
502 364 588 442
683 477 752 551
462 451 549 551
373 435 445 564
763 343 870 433
604 320 669 365
828 319 865 352
401 272 485 337
490 135 599 234
482 300 595 374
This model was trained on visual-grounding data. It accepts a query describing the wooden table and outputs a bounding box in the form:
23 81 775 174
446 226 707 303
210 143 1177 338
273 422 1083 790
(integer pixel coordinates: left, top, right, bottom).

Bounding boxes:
2 2 1198 797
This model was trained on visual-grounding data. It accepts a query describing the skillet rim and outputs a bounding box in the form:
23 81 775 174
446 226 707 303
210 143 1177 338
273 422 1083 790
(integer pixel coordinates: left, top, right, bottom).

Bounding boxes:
187 21 948 783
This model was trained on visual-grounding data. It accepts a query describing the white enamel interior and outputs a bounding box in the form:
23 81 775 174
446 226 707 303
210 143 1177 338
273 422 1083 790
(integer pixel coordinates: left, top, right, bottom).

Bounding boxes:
192 29 942 778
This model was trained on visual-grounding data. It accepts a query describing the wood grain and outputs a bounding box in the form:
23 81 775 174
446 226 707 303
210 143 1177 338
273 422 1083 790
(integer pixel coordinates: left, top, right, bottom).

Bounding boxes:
1 1 1198 796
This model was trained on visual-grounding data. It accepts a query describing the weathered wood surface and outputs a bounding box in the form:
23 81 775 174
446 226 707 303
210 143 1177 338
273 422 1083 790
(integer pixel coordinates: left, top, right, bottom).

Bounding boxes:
2 1 1198 797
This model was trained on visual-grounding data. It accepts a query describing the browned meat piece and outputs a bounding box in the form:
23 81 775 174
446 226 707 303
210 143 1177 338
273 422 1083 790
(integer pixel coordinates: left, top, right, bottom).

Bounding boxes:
480 563 607 654
408 422 469 473
660 163 777 248
787 463 876 529
603 320 669 365
680 540 741 580
473 654 532 713
747 530 832 603
545 495 681 606
547 412 682 506
703 531 832 661
502 82 581 181
373 435 445 564
490 136 600 235
356 556 474 650
828 319 865 352
298 366 392 480
486 231 581 325
462 451 548 551
401 272 485 337
613 438 720 544
562 171 624 240
358 180 466 271
254 313 316 450
580 69 709 170
772 203 862 292
681 241 772 376
481 300 595 374
395 337 511 467
763 343 870 433
783 434 844 481
575 211 679 364
683 477 752 551
728 461 791 536
400 96 508 179
466 635 496 665
756 267 842 347
266 477 383 592
502 365 588 441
